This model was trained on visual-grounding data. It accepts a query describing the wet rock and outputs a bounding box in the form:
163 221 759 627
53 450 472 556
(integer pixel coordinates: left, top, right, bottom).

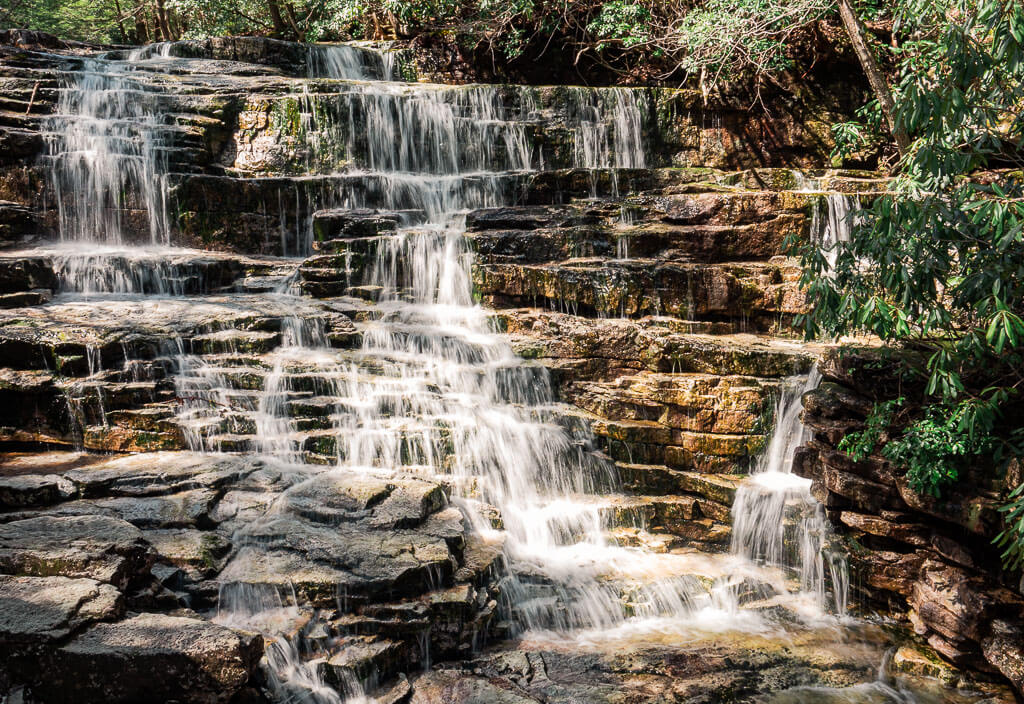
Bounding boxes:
466 205 584 231
320 636 403 687
34 612 262 704
0 255 54 294
892 644 961 686
0 515 154 588
312 208 403 239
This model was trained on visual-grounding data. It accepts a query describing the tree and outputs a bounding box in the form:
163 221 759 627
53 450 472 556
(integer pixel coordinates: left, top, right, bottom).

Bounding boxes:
796 0 1024 567
836 0 910 155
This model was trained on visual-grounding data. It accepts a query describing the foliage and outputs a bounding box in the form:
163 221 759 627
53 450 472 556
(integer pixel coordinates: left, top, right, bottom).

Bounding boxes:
998 482 1024 570
798 0 1024 564
0 0 838 85
838 397 901 461
882 399 1000 497
586 2 652 51
671 0 831 87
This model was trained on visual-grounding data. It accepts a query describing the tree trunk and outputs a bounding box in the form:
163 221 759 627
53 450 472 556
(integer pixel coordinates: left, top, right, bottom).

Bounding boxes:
112 0 129 43
154 0 172 41
266 0 289 38
136 12 150 44
837 0 911 157
282 2 305 42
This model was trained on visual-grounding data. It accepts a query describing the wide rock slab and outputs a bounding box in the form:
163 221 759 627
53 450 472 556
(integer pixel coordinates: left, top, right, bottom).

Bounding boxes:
33 612 262 704
0 515 154 588
0 574 122 645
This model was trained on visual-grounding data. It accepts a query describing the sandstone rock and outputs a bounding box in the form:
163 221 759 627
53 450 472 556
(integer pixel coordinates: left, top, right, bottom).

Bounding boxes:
838 511 928 548
910 561 994 644
982 620 1024 693
0 515 154 588
34 612 262 704
891 644 960 686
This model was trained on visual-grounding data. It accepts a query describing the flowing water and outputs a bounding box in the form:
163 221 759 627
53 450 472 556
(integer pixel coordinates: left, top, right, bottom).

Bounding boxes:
730 369 849 615
812 193 859 272
33 43 895 702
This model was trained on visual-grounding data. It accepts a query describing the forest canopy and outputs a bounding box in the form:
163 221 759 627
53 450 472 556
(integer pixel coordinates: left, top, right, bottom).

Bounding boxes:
0 0 879 82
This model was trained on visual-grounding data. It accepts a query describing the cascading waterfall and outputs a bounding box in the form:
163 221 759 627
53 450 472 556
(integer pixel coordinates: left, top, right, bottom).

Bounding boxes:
729 369 849 615
812 193 858 272
38 41 857 701
44 48 174 247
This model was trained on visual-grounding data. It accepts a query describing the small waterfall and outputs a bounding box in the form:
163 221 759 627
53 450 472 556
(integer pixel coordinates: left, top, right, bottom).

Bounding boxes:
811 194 858 273
308 43 396 81
729 368 849 615
44 49 174 247
567 87 645 197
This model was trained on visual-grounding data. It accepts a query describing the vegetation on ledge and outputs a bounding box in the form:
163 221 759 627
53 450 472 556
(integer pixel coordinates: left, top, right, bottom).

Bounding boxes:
793 0 1024 570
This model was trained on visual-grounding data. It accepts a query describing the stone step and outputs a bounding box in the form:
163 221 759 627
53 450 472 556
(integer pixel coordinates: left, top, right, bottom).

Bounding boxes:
190 330 281 355
317 636 403 690
496 309 818 378
81 424 184 452
616 462 743 504
474 257 802 327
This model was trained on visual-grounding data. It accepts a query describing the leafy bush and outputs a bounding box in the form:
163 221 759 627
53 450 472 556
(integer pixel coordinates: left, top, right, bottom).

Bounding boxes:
587 2 652 51
838 397 901 462
801 0 1024 565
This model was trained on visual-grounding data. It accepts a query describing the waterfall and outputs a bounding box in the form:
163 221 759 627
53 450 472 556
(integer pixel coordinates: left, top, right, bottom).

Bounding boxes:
811 194 858 273
729 369 849 615
44 49 174 247
37 40 858 700
308 43 396 81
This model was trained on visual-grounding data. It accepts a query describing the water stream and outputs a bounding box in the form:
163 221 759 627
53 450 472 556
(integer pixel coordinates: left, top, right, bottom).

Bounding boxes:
35 42 868 702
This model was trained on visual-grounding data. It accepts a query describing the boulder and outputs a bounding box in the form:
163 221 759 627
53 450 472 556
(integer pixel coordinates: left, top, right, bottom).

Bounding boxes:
982 620 1024 693
0 575 122 644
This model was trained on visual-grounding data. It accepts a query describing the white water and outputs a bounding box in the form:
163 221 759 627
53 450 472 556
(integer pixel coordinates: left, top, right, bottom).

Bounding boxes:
37 42 854 701
44 48 175 247
812 193 858 273
730 368 849 615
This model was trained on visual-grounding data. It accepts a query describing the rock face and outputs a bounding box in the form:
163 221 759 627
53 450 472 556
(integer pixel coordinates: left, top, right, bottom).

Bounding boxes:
797 347 1024 691
0 29 1009 704
0 30 869 254
0 452 503 702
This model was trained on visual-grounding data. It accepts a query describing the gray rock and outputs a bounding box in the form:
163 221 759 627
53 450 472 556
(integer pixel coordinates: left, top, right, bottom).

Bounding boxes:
0 575 122 644
410 669 539 703
35 612 262 704
0 474 73 508
0 515 154 588
63 452 257 499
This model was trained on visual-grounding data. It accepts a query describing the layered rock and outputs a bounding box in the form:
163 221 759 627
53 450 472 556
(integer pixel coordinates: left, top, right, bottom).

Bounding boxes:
0 451 503 701
796 347 1024 691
